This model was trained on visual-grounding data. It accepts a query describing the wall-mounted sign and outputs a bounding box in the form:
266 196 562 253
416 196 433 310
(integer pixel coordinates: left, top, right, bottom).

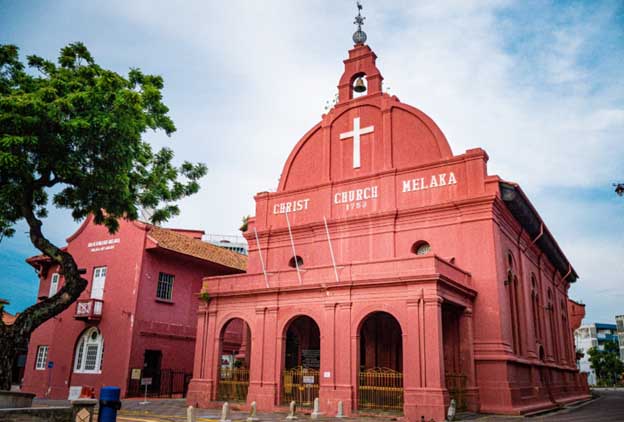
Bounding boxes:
131 368 142 380
303 375 316 384
88 238 120 253
68 386 82 400
302 349 320 369
272 198 311 215
401 172 457 193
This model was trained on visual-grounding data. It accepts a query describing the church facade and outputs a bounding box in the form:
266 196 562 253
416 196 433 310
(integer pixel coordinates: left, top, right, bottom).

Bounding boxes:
188 38 589 420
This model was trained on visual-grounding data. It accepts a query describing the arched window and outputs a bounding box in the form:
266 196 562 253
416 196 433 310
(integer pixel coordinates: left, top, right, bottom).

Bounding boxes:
411 241 431 256
561 299 571 363
74 328 104 374
546 287 558 361
505 252 522 355
288 255 303 268
531 274 541 341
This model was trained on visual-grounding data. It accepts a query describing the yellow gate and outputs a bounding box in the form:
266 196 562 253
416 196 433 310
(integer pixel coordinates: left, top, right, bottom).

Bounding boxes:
445 373 467 411
358 367 403 412
281 367 319 407
217 367 249 401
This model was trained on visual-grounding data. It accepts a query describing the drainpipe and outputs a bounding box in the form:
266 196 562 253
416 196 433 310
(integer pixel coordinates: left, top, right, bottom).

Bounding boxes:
522 223 544 253
562 264 572 284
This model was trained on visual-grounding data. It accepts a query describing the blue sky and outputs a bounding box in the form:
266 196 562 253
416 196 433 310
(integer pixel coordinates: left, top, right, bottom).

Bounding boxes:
0 1 622 323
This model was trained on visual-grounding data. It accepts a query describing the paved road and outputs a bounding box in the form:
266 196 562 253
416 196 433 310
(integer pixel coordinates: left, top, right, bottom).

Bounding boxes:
476 390 624 422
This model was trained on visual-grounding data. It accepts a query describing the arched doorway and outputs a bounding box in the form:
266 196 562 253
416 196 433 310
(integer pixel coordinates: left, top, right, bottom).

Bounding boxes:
281 315 320 408
357 311 403 413
217 318 251 402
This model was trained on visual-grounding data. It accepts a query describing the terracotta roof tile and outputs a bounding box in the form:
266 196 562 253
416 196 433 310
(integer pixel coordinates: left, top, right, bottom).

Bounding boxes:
2 312 17 325
148 226 247 271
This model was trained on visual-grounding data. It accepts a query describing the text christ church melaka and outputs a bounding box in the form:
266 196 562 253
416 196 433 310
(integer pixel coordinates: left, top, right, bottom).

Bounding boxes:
188 21 590 422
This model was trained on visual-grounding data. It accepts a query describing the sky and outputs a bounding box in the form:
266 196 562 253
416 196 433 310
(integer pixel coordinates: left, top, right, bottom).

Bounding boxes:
0 1 622 324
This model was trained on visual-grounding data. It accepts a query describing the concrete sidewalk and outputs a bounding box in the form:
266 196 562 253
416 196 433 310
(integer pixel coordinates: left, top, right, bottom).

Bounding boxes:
34 390 624 422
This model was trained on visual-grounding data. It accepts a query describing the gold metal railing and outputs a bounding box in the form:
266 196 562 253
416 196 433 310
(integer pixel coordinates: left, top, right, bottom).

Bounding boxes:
217 367 249 401
358 367 403 412
445 373 467 411
281 367 319 408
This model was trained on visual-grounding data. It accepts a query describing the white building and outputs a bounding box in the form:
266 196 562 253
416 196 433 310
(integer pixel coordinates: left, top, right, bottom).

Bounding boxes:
574 322 619 385
205 234 248 255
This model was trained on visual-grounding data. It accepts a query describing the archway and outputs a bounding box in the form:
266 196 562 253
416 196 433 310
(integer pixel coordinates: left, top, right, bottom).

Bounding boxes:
357 311 403 413
281 315 320 407
217 318 251 402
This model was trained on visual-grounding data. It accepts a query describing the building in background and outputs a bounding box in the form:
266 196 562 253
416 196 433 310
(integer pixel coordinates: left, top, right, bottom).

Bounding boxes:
616 315 624 361
21 215 246 399
205 234 248 255
574 322 620 385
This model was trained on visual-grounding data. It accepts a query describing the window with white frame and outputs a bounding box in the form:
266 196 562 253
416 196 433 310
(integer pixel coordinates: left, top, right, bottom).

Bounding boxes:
49 273 60 297
156 272 174 301
35 345 48 370
74 328 104 373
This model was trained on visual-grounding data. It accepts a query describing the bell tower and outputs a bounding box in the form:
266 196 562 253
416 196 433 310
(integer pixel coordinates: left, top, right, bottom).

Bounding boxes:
337 1 383 103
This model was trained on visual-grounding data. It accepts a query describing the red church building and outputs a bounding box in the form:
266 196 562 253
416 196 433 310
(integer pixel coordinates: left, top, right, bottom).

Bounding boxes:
21 215 246 399
187 19 590 422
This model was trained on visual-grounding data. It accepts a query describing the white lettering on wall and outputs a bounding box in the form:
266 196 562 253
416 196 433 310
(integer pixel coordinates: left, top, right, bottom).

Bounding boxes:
334 185 378 211
272 198 311 215
88 238 120 253
401 172 457 193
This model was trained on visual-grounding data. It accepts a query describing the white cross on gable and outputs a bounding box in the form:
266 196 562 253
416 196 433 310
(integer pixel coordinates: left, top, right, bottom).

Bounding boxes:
339 117 374 169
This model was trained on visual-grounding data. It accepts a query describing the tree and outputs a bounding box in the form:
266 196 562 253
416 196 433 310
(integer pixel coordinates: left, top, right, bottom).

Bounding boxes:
0 43 207 390
587 341 624 386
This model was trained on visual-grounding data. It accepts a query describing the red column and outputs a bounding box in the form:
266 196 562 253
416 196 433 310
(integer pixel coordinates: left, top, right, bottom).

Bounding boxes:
404 295 448 422
247 308 265 406
459 307 479 412
249 306 279 410
186 307 217 407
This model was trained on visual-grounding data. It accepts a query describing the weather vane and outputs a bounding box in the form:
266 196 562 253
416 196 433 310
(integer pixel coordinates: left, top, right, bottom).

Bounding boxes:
352 1 367 45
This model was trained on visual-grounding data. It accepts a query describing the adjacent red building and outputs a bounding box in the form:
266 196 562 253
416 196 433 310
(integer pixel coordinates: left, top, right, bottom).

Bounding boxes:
21 215 246 399
187 39 590 420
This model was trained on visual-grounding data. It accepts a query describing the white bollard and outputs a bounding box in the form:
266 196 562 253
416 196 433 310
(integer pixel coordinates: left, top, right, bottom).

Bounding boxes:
336 400 345 418
447 398 456 421
310 397 322 419
187 405 197 422
247 401 260 422
285 400 298 420
220 402 232 422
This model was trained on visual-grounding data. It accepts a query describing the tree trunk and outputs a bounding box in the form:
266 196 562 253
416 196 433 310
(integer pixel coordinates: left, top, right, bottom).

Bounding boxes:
0 334 16 391
0 192 89 390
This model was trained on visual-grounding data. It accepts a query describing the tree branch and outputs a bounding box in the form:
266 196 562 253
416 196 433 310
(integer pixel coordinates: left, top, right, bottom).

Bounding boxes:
12 187 87 338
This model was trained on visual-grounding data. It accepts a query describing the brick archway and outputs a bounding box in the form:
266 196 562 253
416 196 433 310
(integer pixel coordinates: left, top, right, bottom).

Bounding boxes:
216 317 252 402
280 315 321 408
355 311 404 413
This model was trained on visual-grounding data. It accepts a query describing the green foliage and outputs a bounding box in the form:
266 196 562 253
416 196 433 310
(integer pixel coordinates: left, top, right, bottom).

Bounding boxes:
587 341 624 386
198 291 210 302
239 215 250 232
0 42 207 237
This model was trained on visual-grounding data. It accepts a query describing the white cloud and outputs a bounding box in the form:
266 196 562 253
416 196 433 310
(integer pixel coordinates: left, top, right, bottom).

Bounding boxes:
2 1 622 321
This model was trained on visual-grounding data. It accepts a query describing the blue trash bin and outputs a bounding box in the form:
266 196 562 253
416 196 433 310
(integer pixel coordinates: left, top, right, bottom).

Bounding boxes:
98 386 121 422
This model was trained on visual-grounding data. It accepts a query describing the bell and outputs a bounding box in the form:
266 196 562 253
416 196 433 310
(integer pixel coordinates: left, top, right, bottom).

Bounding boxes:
353 77 366 93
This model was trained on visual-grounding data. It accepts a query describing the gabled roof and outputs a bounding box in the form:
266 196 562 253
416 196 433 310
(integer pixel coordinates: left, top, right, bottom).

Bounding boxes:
147 226 247 272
